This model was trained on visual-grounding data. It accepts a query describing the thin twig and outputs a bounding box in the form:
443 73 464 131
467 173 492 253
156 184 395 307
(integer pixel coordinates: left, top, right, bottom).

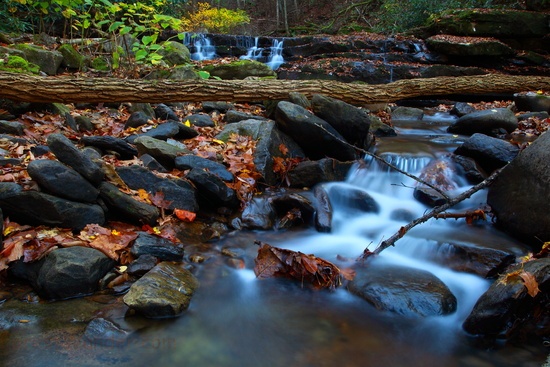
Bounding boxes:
373 168 503 255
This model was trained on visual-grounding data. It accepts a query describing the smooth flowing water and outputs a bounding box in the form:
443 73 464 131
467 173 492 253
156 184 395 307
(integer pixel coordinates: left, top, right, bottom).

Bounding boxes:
0 112 547 367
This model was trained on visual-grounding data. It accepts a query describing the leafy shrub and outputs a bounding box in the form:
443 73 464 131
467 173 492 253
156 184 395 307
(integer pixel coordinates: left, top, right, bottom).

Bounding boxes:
182 2 250 33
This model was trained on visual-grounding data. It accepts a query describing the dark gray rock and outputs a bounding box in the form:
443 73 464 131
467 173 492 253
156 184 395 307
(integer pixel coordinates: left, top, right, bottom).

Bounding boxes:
313 185 332 232
224 110 267 124
125 111 150 129
288 92 311 109
202 101 234 113
116 165 198 212
391 106 424 120
514 92 550 113
348 262 457 317
311 94 372 149
139 154 168 172
15 44 63 75
35 247 115 300
27 159 99 203
426 35 514 56
123 262 199 318
128 103 155 118
127 254 157 276
98 182 159 226
183 113 215 127
84 318 131 347
154 103 179 121
80 136 138 160
186 169 239 209
413 158 458 207
270 193 315 229
451 155 486 184
328 183 380 214
451 102 476 117
448 108 518 136
368 115 397 137
454 133 519 174
74 115 94 131
463 258 550 336
216 119 305 185
413 187 447 207
134 136 191 169
0 157 20 166
241 197 277 230
275 101 358 161
131 232 185 261
517 111 549 121
0 182 104 229
287 158 354 188
46 133 105 185
126 121 199 144
487 131 550 247
0 120 24 135
174 155 233 181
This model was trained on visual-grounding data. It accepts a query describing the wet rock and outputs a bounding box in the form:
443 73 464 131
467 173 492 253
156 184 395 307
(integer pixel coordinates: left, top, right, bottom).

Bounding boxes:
451 155 486 184
391 106 424 120
348 262 457 317
275 101 358 161
216 119 305 185
116 165 198 212
133 136 191 169
288 92 311 109
241 196 276 230
98 182 159 226
202 101 234 113
447 108 518 136
287 158 354 188
27 159 99 203
186 169 238 209
311 94 372 149
183 113 215 127
487 131 550 247
463 258 550 336
327 183 380 214
128 103 155 118
413 187 447 207
174 155 234 181
154 103 179 121
131 232 185 261
127 254 157 277
125 111 150 129
368 115 397 137
413 158 458 207
451 102 476 117
35 247 115 300
454 133 519 174
80 136 138 159
0 182 104 229
84 318 131 347
74 115 94 131
514 92 550 113
123 262 199 318
313 185 332 232
0 120 24 135
0 157 20 166
46 133 105 186
517 111 549 121
270 192 315 229
225 110 265 124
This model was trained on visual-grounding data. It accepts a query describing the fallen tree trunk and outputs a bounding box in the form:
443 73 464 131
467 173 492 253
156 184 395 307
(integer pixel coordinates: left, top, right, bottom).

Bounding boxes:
0 72 549 104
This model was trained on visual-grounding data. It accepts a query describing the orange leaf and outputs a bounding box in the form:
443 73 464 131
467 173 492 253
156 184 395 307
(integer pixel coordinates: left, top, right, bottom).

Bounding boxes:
279 143 289 156
174 209 197 222
519 271 540 297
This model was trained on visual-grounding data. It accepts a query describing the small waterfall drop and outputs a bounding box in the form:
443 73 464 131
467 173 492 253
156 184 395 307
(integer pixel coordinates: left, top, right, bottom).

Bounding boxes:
266 39 285 70
239 36 263 61
183 33 216 61
239 37 285 70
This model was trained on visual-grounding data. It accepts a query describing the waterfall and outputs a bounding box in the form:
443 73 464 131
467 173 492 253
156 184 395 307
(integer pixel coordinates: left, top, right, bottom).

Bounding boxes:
266 39 285 70
239 37 263 61
183 33 216 61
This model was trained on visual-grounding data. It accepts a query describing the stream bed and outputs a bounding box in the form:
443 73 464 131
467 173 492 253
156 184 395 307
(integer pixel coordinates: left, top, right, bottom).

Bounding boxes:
0 112 548 367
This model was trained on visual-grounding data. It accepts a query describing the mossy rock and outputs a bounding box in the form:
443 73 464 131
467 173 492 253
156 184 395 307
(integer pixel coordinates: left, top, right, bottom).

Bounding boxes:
426 35 515 57
91 56 110 71
427 9 549 38
158 41 191 66
0 55 40 74
201 59 276 80
58 44 86 70
15 43 63 75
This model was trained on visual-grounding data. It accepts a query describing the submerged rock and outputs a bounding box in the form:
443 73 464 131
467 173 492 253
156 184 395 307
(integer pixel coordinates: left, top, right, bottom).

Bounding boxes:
84 318 131 347
123 262 199 318
348 262 457 317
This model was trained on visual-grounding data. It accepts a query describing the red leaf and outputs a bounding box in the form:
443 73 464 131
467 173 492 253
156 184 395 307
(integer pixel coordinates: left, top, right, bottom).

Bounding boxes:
174 209 196 222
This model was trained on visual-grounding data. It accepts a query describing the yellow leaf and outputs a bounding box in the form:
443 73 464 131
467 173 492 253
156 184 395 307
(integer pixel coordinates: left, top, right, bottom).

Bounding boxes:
212 139 225 145
183 120 191 127
153 227 161 235
137 188 152 203
111 230 121 236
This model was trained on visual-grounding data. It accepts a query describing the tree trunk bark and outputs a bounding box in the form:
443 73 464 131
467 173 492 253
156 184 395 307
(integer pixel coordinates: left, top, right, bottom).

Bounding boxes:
0 72 548 105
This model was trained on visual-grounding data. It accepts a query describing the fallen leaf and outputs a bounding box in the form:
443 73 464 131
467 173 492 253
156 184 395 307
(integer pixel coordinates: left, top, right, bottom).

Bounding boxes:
519 271 540 297
253 241 341 289
174 209 196 222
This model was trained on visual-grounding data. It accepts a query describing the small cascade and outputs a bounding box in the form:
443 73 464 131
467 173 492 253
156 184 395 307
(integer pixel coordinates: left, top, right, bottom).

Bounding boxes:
239 36 263 61
183 33 216 61
266 39 285 70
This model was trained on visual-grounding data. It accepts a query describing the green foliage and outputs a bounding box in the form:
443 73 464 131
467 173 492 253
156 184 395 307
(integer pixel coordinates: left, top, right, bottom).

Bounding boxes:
0 54 40 73
374 0 490 33
182 2 250 33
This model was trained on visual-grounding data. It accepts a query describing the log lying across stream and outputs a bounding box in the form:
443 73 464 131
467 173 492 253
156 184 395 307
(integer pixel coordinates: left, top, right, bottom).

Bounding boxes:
0 72 549 104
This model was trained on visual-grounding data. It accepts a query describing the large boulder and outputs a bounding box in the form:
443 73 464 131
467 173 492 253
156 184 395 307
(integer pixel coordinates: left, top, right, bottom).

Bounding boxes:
80 136 138 160
447 108 518 136
463 258 550 337
201 59 276 79
487 131 550 248
454 133 519 174
15 44 63 75
98 182 160 226
426 35 514 56
274 101 358 161
123 262 199 318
